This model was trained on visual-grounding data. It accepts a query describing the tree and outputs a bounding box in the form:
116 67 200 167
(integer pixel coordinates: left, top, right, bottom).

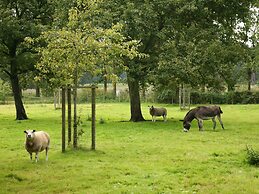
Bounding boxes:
150 0 258 95
95 0 258 120
0 0 53 119
36 2 142 92
237 7 259 91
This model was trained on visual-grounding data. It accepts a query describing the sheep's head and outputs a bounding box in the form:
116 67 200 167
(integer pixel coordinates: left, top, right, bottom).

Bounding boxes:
24 129 36 141
149 105 154 111
148 105 155 115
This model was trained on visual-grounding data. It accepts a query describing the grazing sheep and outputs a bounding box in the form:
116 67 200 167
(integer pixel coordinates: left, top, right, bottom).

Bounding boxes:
149 105 167 122
24 129 50 162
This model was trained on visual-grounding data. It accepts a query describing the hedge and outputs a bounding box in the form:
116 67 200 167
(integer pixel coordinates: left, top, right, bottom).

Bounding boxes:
191 91 259 104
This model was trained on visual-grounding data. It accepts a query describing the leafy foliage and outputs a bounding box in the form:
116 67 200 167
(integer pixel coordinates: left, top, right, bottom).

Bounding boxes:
246 146 259 166
36 2 143 88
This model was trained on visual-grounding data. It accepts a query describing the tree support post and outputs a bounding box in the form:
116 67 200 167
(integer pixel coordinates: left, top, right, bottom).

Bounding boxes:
73 87 78 148
67 88 72 144
91 85 96 150
61 87 66 152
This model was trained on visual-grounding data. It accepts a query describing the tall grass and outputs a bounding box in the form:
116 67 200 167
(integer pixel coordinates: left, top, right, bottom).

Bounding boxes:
0 103 259 193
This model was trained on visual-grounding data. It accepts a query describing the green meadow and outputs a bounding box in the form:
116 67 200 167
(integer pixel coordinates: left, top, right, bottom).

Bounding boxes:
0 103 259 194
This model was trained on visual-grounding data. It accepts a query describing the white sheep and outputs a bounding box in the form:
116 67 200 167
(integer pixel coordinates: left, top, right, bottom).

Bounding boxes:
24 129 50 162
149 105 167 122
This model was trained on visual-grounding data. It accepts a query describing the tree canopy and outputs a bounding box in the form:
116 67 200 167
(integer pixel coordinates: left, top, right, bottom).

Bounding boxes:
0 0 258 120
0 0 53 119
36 2 143 89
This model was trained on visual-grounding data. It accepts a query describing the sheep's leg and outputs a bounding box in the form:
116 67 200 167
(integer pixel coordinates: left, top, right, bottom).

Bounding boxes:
212 117 216 129
217 115 224 129
45 147 49 161
35 152 39 162
35 146 42 162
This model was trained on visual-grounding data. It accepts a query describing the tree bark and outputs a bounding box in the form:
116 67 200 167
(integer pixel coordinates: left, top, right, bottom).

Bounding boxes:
247 68 252 91
104 72 107 100
10 73 28 120
127 77 145 122
35 86 40 97
113 81 117 99
6 42 28 120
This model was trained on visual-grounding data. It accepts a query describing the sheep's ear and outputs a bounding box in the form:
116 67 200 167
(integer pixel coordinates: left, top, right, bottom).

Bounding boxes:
24 130 27 134
179 119 184 121
32 130 36 133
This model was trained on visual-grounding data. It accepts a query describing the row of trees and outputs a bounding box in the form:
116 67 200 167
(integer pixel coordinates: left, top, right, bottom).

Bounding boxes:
0 0 258 121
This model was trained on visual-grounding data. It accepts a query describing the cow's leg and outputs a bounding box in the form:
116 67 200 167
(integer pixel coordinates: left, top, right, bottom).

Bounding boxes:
217 115 224 129
29 153 32 160
198 119 203 131
212 117 216 129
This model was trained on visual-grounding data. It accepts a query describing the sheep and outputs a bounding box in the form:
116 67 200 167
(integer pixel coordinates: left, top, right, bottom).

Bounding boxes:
24 129 50 162
149 105 167 122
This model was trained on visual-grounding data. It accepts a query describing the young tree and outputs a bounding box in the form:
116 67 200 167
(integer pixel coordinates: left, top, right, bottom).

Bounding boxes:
36 3 142 92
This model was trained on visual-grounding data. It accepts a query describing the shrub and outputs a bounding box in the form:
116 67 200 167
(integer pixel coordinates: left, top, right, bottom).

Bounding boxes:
190 91 259 104
246 146 259 166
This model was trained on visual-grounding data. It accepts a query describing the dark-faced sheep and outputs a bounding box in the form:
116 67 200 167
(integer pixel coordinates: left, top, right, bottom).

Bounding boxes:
24 129 50 162
149 105 167 122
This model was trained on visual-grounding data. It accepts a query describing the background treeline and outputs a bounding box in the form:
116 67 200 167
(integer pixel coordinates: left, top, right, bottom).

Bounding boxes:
0 0 258 120
2 81 259 105
156 90 259 104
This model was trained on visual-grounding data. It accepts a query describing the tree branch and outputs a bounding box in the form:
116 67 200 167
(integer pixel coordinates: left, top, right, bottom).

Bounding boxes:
3 69 11 77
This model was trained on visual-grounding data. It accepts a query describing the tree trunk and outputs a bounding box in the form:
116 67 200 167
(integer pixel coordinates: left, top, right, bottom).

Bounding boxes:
10 74 28 120
227 84 235 92
7 42 28 120
247 68 252 91
35 86 40 97
104 74 108 100
113 81 117 99
127 77 145 122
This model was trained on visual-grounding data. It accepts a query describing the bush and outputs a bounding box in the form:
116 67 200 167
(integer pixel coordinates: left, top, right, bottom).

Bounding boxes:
246 146 259 166
190 91 259 104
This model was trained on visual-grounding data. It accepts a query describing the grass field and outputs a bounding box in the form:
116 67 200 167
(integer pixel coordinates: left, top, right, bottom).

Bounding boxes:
0 103 259 194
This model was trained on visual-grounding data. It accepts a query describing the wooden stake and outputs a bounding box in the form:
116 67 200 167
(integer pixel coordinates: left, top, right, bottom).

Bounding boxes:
91 86 96 150
61 87 66 152
67 88 72 144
